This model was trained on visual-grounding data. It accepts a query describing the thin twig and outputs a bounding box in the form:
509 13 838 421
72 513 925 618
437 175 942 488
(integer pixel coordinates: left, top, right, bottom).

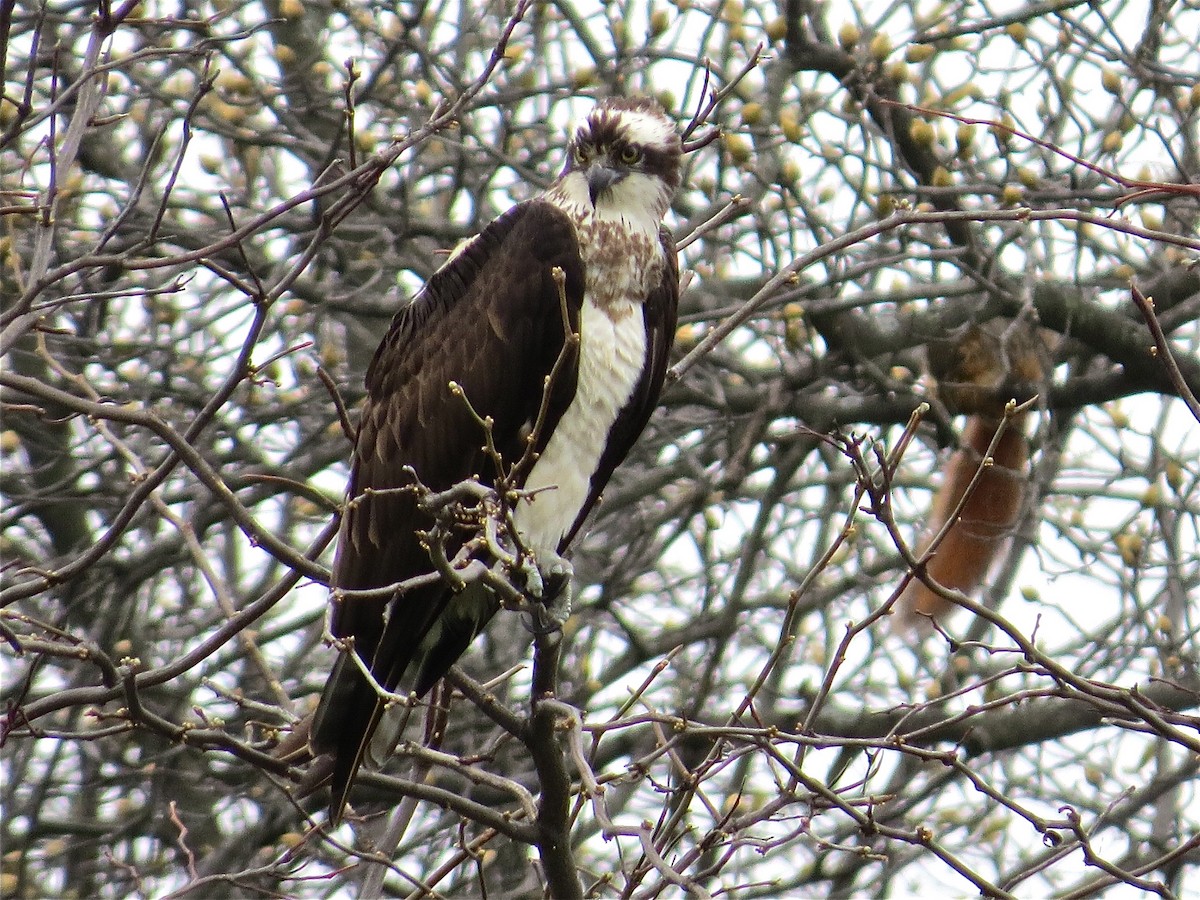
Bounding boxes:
1130 283 1200 425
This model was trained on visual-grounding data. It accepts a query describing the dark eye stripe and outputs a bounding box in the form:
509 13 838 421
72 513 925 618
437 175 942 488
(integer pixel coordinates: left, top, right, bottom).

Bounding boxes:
639 145 681 189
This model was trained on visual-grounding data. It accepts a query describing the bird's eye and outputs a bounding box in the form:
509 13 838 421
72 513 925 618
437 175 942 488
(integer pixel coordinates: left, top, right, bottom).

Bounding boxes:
573 145 590 165
619 146 642 165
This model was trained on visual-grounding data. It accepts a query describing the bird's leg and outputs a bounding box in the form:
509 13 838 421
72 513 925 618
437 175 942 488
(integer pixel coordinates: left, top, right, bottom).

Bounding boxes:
484 493 573 629
537 549 574 631
529 553 571 701
539 549 573 618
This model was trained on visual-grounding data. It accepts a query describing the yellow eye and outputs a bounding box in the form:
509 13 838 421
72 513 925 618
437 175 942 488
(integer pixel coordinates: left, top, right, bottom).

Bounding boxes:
573 145 590 165
619 145 642 165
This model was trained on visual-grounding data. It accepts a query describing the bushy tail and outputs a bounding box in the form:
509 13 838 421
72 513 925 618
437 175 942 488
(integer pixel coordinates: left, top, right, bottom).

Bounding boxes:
896 414 1028 626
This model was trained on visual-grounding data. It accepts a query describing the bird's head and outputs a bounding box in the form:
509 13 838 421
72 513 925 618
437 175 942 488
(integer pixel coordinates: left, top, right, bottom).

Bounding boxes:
559 97 682 220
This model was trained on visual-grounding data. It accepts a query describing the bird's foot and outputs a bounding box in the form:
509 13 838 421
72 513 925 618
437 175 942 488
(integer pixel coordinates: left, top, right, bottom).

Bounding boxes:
540 551 573 608
516 551 573 635
512 549 572 599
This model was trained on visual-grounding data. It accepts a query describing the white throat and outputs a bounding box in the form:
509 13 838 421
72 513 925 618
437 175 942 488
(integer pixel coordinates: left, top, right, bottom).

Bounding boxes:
545 171 670 238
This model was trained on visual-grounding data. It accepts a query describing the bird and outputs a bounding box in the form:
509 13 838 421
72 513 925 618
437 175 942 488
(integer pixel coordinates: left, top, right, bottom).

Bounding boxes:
310 97 682 822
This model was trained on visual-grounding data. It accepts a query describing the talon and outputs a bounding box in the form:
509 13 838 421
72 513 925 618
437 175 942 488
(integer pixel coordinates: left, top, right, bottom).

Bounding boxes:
522 610 561 637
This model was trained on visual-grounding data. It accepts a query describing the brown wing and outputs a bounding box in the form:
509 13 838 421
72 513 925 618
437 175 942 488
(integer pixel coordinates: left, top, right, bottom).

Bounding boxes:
560 227 679 551
312 200 585 819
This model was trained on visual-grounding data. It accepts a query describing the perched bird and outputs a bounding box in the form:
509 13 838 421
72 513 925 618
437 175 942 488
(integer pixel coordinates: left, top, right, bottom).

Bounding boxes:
311 97 682 821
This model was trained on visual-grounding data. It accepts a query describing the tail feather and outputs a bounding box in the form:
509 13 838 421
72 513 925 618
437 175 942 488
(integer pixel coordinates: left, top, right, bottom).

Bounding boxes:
311 582 502 821
311 653 385 823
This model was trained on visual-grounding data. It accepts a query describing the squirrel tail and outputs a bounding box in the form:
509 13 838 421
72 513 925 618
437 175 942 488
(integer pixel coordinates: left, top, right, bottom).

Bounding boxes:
896 414 1028 627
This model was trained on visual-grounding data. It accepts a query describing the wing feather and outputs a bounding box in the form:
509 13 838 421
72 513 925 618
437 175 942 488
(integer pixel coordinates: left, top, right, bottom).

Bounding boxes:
312 200 585 819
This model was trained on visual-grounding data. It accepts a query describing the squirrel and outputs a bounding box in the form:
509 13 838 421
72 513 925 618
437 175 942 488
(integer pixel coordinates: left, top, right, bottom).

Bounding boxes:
896 319 1048 627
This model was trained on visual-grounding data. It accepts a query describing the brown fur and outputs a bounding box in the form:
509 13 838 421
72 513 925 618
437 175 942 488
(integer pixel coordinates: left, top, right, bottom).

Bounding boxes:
897 414 1028 624
897 319 1046 627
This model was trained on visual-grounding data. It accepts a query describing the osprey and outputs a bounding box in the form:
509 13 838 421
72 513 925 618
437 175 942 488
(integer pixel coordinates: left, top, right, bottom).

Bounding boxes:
312 97 682 821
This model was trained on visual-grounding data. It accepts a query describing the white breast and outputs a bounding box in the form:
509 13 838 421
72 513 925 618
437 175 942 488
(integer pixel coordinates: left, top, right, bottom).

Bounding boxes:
513 168 668 555
513 298 647 554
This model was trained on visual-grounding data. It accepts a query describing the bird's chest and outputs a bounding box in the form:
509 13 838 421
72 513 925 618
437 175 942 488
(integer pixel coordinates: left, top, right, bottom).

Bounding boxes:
577 223 661 308
513 293 649 555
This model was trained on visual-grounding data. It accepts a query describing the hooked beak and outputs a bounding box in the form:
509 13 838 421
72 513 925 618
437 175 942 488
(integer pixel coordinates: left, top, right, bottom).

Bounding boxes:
586 162 624 205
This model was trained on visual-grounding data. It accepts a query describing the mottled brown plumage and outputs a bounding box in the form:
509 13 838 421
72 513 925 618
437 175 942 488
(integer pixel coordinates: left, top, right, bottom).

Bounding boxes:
312 98 682 822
